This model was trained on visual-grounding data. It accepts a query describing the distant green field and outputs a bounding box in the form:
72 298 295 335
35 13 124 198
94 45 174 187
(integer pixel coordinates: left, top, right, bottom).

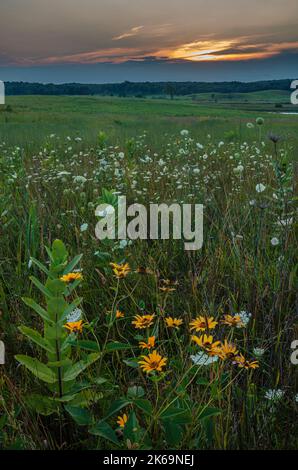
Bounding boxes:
187 89 292 103
0 93 298 150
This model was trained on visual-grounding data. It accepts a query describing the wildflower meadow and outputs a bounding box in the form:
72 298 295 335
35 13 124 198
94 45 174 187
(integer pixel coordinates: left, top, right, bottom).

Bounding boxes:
0 98 297 450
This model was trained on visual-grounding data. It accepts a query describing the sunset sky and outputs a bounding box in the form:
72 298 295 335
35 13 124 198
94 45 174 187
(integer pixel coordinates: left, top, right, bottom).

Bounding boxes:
1 0 298 82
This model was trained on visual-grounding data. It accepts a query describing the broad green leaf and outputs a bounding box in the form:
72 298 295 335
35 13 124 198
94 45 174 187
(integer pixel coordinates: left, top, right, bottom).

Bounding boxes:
89 421 119 446
63 254 83 275
159 405 192 424
44 323 64 341
68 390 103 407
18 326 55 354
123 411 140 442
122 358 139 368
22 297 52 324
63 353 100 381
127 386 145 398
50 263 68 276
46 279 66 297
134 399 153 416
106 342 132 352
53 393 79 403
47 359 72 368
45 245 54 263
93 377 108 385
25 394 59 416
60 336 73 353
51 239 68 264
29 257 52 278
70 340 100 352
15 355 57 384
197 407 221 421
64 405 93 425
47 297 68 318
29 276 52 298
103 399 131 420
163 421 183 447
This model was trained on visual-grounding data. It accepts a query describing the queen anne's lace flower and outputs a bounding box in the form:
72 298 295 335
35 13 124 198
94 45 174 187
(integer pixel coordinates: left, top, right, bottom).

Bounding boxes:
265 389 284 401
66 308 82 323
190 352 218 366
256 183 266 193
237 311 252 328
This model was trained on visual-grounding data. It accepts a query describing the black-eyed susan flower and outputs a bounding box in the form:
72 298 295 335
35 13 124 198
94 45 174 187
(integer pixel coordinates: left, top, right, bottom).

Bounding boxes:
60 272 83 283
234 354 259 369
117 413 128 428
218 340 238 360
221 314 244 328
139 336 155 350
64 320 84 333
191 334 221 356
110 262 130 279
189 316 218 332
138 350 167 373
132 314 155 329
192 334 213 348
165 317 183 329
116 309 125 318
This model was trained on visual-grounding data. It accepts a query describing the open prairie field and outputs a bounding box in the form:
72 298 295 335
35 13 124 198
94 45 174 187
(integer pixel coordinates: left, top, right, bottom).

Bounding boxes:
1 93 298 147
0 94 297 450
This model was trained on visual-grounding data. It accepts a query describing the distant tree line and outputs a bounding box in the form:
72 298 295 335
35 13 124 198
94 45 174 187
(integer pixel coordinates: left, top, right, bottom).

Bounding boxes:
4 79 293 97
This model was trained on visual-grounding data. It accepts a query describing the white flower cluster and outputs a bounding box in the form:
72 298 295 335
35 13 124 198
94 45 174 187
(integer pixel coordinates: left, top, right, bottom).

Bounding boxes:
66 308 82 323
190 352 218 366
237 311 252 328
253 347 265 357
264 389 284 402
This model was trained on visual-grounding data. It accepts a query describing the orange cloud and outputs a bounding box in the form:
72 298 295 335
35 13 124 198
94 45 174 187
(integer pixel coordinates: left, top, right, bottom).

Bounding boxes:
8 36 298 66
161 39 235 61
156 38 298 61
